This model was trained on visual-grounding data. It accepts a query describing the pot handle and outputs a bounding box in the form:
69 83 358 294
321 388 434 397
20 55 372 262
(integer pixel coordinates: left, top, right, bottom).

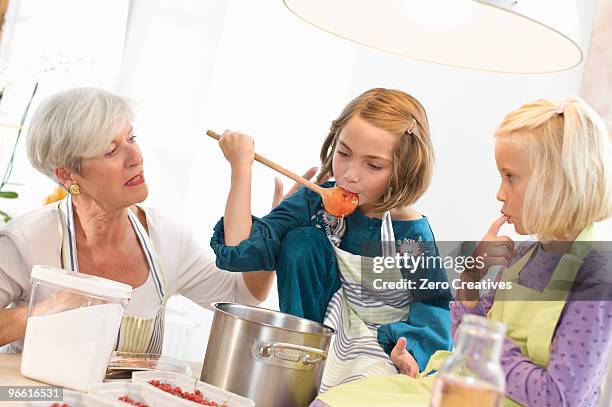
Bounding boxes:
258 342 327 365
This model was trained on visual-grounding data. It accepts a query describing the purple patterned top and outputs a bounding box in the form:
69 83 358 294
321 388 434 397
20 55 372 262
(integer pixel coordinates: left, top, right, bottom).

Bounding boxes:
310 242 611 407
452 241 612 407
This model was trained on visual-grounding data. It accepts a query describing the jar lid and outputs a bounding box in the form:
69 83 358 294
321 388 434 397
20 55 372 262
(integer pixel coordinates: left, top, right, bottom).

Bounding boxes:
31 265 132 300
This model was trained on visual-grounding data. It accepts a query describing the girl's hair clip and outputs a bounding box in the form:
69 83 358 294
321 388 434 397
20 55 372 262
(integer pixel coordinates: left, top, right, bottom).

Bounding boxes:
406 118 417 135
554 100 568 115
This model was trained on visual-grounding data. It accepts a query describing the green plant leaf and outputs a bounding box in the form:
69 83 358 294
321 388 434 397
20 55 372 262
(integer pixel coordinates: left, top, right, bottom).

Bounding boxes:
0 209 11 223
0 191 18 199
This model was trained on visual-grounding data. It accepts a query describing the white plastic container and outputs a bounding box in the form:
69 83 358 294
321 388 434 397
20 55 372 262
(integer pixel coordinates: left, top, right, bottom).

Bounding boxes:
21 265 132 391
132 371 255 407
89 382 175 407
26 389 116 407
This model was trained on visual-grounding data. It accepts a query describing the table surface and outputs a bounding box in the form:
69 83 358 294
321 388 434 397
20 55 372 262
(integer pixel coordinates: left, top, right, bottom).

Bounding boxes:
0 353 203 384
0 353 203 405
0 354 44 406
0 353 44 386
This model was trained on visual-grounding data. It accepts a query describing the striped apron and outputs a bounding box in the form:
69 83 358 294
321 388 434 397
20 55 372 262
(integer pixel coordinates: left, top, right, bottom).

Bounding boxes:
321 211 411 391
58 195 168 354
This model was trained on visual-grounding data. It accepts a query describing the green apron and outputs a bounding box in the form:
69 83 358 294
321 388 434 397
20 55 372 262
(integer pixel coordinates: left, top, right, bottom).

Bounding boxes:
317 224 595 407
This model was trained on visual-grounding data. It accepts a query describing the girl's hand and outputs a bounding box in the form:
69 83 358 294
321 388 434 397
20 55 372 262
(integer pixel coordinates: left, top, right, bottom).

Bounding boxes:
219 130 255 169
468 215 515 281
391 337 419 377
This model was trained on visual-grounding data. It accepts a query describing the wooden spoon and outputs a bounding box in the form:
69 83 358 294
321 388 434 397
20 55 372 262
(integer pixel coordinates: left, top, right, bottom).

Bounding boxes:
206 130 359 217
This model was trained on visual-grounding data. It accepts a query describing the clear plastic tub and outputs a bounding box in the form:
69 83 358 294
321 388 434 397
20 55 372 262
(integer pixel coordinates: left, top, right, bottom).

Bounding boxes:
132 371 255 407
26 389 116 407
89 382 176 407
21 265 132 392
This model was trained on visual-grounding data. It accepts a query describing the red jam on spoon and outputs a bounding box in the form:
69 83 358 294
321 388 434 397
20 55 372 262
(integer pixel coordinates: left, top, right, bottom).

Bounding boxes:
322 186 359 217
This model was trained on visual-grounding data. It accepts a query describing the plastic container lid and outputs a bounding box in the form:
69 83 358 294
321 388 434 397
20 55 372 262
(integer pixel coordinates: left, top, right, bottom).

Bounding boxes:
31 265 132 300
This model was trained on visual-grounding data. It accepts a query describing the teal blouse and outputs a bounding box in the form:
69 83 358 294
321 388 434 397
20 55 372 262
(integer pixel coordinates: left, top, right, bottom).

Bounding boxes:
211 182 452 371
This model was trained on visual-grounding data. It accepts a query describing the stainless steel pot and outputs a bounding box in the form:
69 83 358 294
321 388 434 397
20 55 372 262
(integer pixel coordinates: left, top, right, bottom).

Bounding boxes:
201 302 335 407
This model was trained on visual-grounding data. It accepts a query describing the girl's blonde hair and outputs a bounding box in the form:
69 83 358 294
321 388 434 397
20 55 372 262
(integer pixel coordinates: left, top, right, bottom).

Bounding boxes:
317 88 434 212
495 97 612 240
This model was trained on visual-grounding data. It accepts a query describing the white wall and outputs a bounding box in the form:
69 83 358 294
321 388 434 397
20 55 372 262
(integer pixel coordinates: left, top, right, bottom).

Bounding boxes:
115 0 599 244
0 0 129 217
0 0 600 362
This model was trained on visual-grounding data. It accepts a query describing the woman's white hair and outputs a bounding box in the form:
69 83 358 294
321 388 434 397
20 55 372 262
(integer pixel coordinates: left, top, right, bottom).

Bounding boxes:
27 87 134 183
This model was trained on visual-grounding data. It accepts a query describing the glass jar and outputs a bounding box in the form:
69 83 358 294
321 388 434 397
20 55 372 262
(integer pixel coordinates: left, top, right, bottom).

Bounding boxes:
430 314 506 407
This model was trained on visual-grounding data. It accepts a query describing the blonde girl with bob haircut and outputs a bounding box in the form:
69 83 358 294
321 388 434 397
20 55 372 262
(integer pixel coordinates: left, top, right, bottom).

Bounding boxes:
211 88 452 390
312 97 612 407
495 97 612 240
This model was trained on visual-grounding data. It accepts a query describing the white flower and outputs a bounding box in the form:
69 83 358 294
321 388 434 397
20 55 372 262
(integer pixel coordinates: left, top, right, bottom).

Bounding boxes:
398 236 424 257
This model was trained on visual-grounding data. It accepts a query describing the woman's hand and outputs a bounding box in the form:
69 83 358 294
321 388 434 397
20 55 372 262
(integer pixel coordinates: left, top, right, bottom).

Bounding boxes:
218 130 255 169
0 306 29 346
391 337 419 377
32 290 104 317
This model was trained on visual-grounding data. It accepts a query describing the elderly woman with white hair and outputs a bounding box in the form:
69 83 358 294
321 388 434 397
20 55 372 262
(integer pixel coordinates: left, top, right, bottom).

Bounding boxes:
0 87 274 353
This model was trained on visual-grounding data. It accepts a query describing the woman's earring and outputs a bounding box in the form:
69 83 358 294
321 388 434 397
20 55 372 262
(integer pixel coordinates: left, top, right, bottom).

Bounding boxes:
69 183 80 195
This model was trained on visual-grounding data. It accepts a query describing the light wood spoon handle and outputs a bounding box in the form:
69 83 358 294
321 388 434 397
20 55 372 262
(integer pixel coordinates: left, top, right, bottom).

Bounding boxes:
206 130 325 195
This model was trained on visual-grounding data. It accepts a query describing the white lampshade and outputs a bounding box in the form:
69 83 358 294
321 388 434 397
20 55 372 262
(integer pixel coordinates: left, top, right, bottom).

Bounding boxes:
283 0 583 73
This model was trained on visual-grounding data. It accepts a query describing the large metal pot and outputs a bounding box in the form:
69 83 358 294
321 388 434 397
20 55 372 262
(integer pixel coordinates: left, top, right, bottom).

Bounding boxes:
201 302 334 407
